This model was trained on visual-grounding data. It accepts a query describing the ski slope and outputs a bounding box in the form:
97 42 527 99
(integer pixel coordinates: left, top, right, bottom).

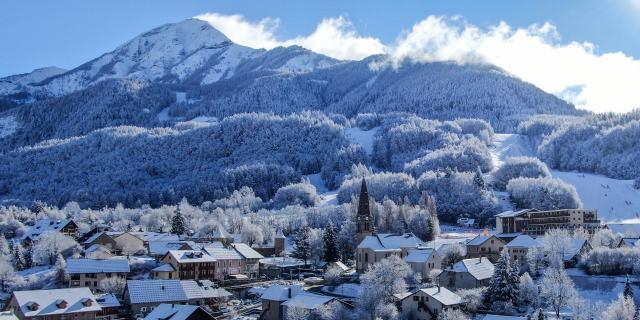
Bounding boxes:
491 134 640 222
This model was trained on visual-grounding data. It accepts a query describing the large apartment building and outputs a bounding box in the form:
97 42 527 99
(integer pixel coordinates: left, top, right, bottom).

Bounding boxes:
495 208 601 236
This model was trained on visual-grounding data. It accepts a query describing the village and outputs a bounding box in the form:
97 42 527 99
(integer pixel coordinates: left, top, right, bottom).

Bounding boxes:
1 179 639 320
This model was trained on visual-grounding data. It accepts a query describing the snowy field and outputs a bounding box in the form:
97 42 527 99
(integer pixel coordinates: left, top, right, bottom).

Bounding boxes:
491 134 640 222
345 127 377 155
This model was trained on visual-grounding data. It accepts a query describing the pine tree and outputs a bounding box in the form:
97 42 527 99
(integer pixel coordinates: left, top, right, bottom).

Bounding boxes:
293 226 311 265
486 251 519 304
624 275 634 299
23 245 33 269
170 207 186 235
12 244 25 271
474 166 486 189
323 222 339 263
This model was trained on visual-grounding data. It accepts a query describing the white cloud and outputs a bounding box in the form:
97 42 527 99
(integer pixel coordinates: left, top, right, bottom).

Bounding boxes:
195 13 385 61
195 13 640 113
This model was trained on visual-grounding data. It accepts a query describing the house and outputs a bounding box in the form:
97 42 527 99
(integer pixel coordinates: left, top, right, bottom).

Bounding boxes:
562 239 592 267
504 235 542 271
438 258 495 290
21 219 79 244
396 286 462 320
465 235 506 262
201 245 245 281
618 237 640 248
152 264 177 280
6 288 102 320
252 230 286 258
356 233 424 272
77 225 112 244
456 218 477 228
259 285 342 320
161 250 217 281
232 243 264 278
95 293 121 320
65 259 130 290
143 304 215 320
83 232 117 251
148 241 196 258
495 209 601 236
84 244 115 260
110 232 146 256
404 247 442 281
124 280 231 318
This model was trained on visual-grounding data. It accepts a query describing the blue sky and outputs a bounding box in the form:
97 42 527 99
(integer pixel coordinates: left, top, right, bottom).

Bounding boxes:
1 0 640 112
1 0 638 76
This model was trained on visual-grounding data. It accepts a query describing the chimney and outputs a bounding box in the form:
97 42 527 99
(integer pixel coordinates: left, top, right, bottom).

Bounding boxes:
437 284 440 293
288 287 292 298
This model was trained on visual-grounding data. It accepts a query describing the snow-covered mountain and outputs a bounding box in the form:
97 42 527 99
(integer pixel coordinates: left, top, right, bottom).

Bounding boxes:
0 66 67 97
4 19 339 98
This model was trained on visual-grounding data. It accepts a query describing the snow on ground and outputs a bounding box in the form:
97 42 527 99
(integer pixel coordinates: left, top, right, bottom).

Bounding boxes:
16 265 53 278
490 133 640 222
345 127 378 156
305 173 328 193
0 116 19 138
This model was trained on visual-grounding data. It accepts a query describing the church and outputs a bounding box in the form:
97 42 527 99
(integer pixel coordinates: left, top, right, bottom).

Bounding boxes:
354 178 426 273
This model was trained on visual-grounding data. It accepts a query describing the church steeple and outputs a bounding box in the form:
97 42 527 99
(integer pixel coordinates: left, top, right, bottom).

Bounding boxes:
356 178 374 243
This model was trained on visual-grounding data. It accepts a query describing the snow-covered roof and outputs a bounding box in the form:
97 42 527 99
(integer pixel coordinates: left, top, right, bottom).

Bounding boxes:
233 243 264 259
326 261 349 271
446 258 495 280
357 233 423 251
481 315 527 320
65 259 130 274
261 285 304 301
129 232 180 242
281 293 334 310
21 219 75 241
152 264 176 272
167 250 217 263
148 241 195 256
12 288 101 317
404 248 435 263
495 209 533 218
505 235 541 249
535 238 589 261
126 280 231 304
259 257 305 267
84 244 113 257
144 304 210 320
418 287 462 306
202 246 243 260
467 235 501 246
607 224 640 237
83 231 112 244
95 293 120 308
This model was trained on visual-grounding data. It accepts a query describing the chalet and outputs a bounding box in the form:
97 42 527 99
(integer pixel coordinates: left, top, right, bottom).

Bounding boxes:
21 219 78 244
438 258 495 290
94 293 121 320
465 235 506 262
124 280 231 318
77 225 112 244
356 233 423 272
403 247 442 281
6 288 101 320
65 259 130 290
143 304 215 320
504 234 542 270
83 232 117 251
259 285 344 320
396 286 462 320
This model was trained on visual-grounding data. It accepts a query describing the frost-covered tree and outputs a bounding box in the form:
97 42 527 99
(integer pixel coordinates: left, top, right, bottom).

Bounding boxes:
0 255 14 291
492 157 551 190
358 256 414 320
324 265 343 286
337 172 418 204
457 288 485 313
99 276 127 295
542 229 572 269
336 220 356 263
170 207 186 235
272 181 321 209
624 275 634 299
292 226 311 265
507 177 582 210
0 235 9 256
591 228 619 249
32 231 79 265
316 300 352 320
601 294 636 320
526 246 546 278
285 306 310 320
486 251 519 306
540 267 577 318
441 244 465 268
240 223 264 247
323 222 339 263
55 254 66 285
12 244 26 271
518 272 538 307
581 247 640 275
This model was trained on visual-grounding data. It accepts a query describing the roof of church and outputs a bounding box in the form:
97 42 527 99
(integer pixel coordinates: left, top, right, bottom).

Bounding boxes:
357 233 423 251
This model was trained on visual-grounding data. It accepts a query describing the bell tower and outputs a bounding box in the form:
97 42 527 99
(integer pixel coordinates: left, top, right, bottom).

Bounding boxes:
356 178 374 244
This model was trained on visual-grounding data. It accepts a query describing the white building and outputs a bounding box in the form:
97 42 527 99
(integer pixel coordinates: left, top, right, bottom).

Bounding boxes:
356 233 423 272
396 287 462 319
